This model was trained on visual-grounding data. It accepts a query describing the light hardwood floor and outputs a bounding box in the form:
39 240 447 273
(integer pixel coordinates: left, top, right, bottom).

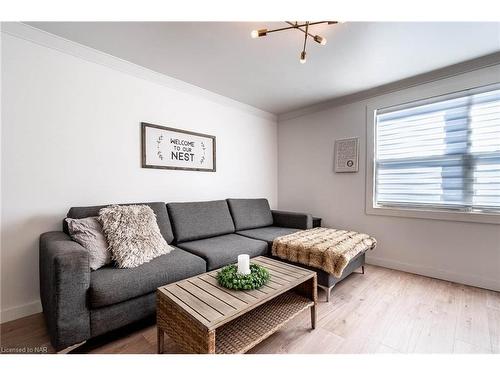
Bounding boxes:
1 265 499 354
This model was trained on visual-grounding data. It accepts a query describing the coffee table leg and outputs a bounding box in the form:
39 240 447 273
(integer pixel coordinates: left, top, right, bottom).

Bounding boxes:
207 330 216 354
311 274 317 329
157 327 164 354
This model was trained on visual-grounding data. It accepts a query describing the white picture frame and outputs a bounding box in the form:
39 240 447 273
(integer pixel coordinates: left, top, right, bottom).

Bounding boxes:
334 137 359 173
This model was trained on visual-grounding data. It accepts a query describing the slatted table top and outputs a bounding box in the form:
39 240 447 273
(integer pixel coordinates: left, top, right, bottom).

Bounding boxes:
157 256 315 330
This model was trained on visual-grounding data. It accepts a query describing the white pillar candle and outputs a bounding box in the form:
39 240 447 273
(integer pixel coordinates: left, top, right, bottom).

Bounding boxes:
237 254 251 275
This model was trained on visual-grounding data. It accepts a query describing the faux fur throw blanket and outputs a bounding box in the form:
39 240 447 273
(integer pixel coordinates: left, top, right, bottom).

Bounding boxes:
272 228 377 278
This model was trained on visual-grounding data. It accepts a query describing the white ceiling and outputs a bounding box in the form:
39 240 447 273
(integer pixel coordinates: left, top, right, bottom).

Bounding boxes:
27 22 500 114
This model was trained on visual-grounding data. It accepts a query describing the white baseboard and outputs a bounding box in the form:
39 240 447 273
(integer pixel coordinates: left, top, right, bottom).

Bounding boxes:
366 255 500 292
1 300 42 324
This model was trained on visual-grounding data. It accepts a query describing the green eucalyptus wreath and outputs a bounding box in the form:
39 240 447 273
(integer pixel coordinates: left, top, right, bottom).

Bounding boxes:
216 263 270 290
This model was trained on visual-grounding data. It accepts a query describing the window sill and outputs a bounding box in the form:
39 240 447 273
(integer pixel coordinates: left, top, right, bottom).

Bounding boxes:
365 204 500 225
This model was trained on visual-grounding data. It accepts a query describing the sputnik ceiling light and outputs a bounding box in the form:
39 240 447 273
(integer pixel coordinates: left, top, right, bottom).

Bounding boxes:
251 21 338 64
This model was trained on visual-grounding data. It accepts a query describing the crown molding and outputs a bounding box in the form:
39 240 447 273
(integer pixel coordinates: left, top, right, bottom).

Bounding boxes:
1 22 277 122
278 51 500 122
3 22 498 125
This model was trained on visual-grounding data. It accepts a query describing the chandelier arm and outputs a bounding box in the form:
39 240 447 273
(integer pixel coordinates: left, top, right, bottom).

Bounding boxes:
285 21 316 39
305 21 331 26
284 21 330 28
302 22 309 54
266 25 297 34
266 21 335 36
252 21 338 62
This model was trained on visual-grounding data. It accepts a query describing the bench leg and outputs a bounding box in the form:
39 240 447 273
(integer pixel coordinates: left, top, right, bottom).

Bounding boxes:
318 284 334 303
354 265 365 274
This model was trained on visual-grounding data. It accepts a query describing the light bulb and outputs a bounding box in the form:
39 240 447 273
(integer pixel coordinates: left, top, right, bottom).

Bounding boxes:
251 29 267 38
300 51 307 64
314 35 327 45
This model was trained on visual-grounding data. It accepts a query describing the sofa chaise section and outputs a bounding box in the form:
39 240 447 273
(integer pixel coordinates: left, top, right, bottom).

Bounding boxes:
39 202 206 351
167 200 268 270
226 198 313 248
236 226 300 245
226 198 366 301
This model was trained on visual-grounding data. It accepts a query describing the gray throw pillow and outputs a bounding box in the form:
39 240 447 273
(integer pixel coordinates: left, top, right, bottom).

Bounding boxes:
66 216 111 271
99 204 173 268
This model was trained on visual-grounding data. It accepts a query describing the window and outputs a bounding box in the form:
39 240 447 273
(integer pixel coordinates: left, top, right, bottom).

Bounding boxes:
373 84 500 217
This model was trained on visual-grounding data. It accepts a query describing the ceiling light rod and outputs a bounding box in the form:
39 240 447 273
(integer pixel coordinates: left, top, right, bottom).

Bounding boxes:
285 21 327 46
263 20 336 34
252 21 335 45
285 21 315 38
285 20 336 29
251 21 340 63
300 22 309 64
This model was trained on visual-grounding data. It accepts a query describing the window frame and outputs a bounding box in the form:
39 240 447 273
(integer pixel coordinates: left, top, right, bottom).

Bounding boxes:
365 69 500 225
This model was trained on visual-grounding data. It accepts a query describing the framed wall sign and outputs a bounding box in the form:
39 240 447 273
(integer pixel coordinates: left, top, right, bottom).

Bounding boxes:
141 122 216 172
334 137 359 173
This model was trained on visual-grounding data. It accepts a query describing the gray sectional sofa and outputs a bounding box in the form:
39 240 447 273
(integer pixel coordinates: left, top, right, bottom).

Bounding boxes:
39 198 311 351
39 198 363 352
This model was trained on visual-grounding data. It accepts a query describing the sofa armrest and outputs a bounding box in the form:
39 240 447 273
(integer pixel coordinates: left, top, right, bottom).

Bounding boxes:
39 231 91 351
271 210 313 229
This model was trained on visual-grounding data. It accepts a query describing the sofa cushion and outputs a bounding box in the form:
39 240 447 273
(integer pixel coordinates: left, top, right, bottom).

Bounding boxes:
167 200 235 242
66 216 111 271
177 234 267 271
227 198 273 231
65 202 174 244
99 205 174 268
89 247 205 308
237 226 301 245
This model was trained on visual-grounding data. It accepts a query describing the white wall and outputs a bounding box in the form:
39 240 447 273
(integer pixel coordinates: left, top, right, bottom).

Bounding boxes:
278 65 500 292
0 26 278 322
1 23 498 326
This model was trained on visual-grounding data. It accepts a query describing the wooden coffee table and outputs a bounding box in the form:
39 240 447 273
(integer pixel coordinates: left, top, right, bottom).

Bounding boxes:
156 256 317 354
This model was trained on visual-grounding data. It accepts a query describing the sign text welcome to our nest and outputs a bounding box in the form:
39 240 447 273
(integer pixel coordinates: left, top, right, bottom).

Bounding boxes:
141 122 216 172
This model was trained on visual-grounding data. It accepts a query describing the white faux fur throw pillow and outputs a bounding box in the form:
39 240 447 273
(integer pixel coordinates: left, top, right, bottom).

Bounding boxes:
99 204 173 268
66 216 111 271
